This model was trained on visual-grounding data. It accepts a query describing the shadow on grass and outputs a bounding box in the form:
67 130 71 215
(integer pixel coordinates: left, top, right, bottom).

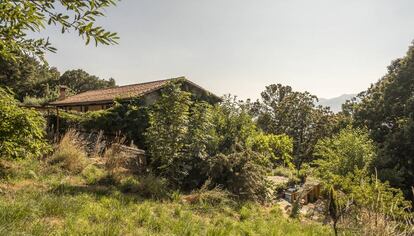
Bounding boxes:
51 183 115 196
48 175 151 203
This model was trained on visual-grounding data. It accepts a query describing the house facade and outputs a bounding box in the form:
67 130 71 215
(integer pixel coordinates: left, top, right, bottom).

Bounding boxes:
49 77 220 112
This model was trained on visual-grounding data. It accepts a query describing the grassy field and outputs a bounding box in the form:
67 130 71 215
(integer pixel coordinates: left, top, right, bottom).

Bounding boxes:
0 158 332 236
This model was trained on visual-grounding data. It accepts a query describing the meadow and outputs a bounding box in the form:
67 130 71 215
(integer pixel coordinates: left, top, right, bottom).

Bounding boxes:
0 157 331 236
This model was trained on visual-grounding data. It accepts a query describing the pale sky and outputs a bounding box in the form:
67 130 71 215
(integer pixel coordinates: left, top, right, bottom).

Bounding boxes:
41 0 414 100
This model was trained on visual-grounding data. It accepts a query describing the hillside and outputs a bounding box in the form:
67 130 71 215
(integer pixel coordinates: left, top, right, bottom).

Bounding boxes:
317 94 357 113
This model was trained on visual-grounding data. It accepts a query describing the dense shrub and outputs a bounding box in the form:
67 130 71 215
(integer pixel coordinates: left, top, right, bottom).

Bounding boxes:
144 82 277 200
211 95 258 154
0 87 49 159
313 127 375 183
247 132 293 168
206 149 270 202
314 127 413 234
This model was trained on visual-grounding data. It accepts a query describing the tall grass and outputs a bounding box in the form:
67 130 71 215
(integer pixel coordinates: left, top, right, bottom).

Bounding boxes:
49 129 89 173
0 157 332 236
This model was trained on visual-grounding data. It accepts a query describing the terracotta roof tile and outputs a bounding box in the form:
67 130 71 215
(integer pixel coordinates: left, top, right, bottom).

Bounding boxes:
50 78 176 106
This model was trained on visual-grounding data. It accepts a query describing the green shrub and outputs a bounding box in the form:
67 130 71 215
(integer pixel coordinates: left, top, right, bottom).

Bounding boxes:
247 132 293 168
0 87 49 159
207 150 270 202
211 95 258 155
314 126 375 180
145 81 192 186
49 129 88 173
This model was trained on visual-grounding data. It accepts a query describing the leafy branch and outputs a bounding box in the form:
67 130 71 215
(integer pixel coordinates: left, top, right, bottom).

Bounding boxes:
0 0 119 61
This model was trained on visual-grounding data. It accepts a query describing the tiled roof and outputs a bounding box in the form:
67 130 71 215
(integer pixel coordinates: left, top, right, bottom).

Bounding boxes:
50 78 178 106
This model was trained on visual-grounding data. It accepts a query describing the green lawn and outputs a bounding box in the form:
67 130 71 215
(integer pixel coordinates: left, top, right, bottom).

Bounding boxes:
0 158 332 236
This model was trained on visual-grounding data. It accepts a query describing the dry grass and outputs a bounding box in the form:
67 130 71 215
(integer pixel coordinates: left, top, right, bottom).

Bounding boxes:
49 129 89 173
334 208 414 236
183 181 234 206
103 138 145 176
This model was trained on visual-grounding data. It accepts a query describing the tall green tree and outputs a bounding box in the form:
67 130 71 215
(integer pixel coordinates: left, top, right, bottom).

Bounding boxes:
145 81 192 185
351 41 414 202
255 84 334 169
0 54 60 100
0 55 116 102
0 0 119 61
59 69 116 93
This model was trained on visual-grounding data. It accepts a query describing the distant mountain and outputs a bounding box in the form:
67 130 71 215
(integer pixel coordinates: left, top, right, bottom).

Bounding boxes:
317 94 357 113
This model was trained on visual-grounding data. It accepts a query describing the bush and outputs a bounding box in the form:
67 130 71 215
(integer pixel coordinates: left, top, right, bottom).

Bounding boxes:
247 132 293 168
314 127 375 183
49 130 88 173
0 87 49 159
206 149 270 202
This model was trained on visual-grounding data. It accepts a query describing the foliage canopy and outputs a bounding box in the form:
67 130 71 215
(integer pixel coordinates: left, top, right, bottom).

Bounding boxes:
349 41 414 202
255 84 335 168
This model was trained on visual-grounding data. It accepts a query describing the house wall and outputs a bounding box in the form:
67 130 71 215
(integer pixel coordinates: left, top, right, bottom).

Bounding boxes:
63 103 113 112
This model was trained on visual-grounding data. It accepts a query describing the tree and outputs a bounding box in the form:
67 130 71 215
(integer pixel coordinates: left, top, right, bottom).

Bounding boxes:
212 95 258 155
0 54 60 100
314 127 412 234
0 87 49 159
0 0 119 61
255 84 334 169
145 81 192 186
351 41 414 202
0 55 116 102
58 69 116 93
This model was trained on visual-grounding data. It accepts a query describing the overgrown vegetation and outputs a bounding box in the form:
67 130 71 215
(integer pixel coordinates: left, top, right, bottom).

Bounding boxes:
0 134 330 235
2 27 414 234
345 41 414 203
0 87 49 159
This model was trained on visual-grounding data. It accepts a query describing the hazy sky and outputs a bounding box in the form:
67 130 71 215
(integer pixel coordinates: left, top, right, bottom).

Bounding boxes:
41 0 414 100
